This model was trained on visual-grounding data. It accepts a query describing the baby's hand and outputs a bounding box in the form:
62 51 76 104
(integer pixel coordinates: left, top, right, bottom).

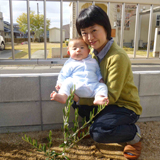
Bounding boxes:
55 84 61 91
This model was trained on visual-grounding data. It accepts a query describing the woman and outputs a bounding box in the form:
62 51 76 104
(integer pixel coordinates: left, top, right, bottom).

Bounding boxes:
72 5 142 160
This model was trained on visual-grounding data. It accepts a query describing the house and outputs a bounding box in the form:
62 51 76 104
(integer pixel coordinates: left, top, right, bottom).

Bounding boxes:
0 12 4 37
3 21 24 38
13 23 24 38
0 11 24 39
49 27 65 42
69 2 116 39
116 5 160 49
3 21 11 38
69 2 160 51
62 24 70 40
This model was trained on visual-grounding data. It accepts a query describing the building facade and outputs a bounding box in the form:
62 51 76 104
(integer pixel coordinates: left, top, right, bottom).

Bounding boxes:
69 3 160 50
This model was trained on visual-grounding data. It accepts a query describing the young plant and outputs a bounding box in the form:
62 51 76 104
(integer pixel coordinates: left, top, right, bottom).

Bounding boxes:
22 88 106 160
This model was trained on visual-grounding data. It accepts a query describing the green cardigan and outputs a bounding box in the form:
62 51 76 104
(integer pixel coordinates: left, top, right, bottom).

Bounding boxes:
79 41 142 115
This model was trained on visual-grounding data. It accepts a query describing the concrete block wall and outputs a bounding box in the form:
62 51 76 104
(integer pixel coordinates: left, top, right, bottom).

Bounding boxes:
0 71 160 133
52 48 68 58
0 73 76 133
133 71 160 119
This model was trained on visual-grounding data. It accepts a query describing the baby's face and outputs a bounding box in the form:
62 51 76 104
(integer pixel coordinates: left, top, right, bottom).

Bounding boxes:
68 39 89 61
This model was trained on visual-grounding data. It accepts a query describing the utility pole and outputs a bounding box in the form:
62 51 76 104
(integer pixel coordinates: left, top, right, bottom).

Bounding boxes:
37 3 39 15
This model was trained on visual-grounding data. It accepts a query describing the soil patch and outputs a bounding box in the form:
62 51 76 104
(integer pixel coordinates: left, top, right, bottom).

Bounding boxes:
0 121 160 160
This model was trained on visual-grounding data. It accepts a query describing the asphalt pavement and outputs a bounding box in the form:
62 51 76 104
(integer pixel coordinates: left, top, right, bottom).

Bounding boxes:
0 50 22 59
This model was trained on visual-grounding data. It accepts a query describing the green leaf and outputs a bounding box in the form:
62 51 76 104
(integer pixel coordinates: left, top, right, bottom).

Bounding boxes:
39 144 42 150
28 137 32 143
32 139 35 146
49 130 52 139
64 156 70 160
50 150 57 156
43 144 46 152
89 111 92 119
92 108 95 115
63 108 65 115
59 143 65 148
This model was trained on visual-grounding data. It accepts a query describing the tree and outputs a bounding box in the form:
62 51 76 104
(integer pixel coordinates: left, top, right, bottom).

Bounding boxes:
16 11 50 42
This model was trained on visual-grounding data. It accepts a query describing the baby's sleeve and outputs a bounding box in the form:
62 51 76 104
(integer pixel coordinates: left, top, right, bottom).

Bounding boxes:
57 59 72 84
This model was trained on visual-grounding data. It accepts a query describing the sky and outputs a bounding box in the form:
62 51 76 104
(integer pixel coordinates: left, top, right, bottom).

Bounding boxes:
0 0 71 29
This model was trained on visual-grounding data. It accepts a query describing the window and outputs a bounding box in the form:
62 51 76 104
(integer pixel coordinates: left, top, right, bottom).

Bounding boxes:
125 13 130 28
116 5 136 29
156 15 160 26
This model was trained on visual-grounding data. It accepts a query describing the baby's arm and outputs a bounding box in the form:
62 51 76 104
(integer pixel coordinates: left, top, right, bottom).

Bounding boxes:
55 83 61 91
57 58 73 84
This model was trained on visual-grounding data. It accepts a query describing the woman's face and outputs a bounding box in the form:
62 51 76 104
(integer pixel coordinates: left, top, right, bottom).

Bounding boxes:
80 24 108 53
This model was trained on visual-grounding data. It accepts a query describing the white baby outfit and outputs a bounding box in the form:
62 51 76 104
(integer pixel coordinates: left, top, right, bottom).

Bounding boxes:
57 55 108 98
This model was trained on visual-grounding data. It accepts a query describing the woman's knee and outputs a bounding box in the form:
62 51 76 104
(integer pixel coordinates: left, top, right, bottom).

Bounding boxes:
89 123 115 143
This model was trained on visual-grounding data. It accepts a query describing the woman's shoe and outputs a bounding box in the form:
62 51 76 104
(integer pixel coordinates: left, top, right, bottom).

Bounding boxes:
123 141 142 159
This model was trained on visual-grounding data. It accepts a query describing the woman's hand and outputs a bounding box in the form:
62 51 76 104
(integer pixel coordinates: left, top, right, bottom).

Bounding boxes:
99 78 104 83
55 84 61 91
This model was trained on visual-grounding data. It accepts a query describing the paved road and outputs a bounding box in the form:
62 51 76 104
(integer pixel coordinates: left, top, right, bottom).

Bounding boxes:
0 49 48 59
0 65 160 74
0 50 22 59
31 50 49 58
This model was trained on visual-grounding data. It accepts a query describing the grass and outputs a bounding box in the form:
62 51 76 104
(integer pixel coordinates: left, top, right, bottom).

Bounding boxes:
5 43 153 59
123 47 153 58
5 42 67 59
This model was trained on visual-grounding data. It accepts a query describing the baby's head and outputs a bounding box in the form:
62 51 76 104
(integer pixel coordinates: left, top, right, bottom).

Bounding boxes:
67 37 90 61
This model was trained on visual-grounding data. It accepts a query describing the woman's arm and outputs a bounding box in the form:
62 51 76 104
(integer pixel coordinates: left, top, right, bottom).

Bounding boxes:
79 97 95 106
106 53 130 105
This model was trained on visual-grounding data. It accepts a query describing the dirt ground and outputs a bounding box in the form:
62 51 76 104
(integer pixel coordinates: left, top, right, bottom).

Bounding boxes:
0 121 160 160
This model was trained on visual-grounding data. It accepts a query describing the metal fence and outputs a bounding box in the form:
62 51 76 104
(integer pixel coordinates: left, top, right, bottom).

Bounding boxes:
0 0 160 65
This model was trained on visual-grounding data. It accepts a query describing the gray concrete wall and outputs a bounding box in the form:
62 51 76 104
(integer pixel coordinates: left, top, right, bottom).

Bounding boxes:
132 71 160 120
0 71 160 133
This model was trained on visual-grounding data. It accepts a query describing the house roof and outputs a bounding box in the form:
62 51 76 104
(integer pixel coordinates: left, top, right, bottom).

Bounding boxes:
4 27 21 34
3 21 10 26
4 27 10 33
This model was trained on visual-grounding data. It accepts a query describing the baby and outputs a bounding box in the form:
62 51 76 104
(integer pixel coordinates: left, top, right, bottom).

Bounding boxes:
50 37 109 105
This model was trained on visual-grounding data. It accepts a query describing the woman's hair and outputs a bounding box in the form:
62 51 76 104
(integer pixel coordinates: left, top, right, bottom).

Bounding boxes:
76 5 111 40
